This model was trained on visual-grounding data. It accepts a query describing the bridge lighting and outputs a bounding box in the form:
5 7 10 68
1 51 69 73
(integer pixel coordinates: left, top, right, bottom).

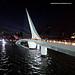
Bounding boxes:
47 40 75 46
53 40 56 43
58 41 62 43
67 42 72 45
49 40 52 42
72 43 75 46
64 42 68 45
47 40 49 42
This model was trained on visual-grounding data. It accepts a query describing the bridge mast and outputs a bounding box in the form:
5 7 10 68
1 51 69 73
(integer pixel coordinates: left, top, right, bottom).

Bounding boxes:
26 9 47 56
26 8 41 40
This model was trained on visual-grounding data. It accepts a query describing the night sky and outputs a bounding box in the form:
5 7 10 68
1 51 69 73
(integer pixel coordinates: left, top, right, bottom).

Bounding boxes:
0 0 74 36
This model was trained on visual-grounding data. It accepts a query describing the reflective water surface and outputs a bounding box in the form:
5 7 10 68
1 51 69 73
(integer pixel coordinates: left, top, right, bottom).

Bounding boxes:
0 41 75 75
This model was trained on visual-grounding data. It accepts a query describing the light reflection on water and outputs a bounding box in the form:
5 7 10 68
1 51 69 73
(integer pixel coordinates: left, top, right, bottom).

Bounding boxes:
28 49 47 75
0 41 9 75
2 39 6 53
0 43 61 75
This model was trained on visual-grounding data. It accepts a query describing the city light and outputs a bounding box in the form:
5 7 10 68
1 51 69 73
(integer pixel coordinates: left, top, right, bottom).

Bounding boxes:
72 43 75 46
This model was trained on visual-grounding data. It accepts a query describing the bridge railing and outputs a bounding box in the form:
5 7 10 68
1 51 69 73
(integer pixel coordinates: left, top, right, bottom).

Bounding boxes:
40 39 75 46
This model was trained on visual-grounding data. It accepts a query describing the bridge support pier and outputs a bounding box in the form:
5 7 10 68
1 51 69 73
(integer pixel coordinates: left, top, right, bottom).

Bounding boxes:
28 41 47 56
41 46 47 56
36 44 41 50
28 41 36 48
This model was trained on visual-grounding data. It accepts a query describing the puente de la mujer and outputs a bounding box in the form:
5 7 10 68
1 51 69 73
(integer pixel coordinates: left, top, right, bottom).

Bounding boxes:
16 8 75 57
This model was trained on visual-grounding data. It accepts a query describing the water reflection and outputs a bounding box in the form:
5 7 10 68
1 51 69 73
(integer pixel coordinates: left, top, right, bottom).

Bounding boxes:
2 39 6 53
0 42 63 75
28 49 42 74
0 39 9 75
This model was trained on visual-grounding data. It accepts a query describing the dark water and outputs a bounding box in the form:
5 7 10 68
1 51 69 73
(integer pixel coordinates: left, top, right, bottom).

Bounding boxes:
0 41 75 75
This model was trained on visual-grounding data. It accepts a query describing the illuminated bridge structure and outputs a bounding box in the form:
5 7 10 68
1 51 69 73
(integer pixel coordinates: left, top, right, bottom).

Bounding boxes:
16 9 75 57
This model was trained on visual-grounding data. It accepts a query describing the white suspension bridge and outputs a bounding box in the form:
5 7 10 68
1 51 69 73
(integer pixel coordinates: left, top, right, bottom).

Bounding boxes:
16 9 75 57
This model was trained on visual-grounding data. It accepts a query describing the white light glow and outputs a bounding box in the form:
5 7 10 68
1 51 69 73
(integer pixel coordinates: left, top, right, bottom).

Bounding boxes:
72 43 75 46
2 39 6 45
71 36 75 39
2 39 6 52
28 41 36 48
53 40 56 43
0 39 2 41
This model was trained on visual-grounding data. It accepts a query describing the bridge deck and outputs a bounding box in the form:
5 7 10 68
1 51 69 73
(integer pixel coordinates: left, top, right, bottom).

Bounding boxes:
16 39 75 56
